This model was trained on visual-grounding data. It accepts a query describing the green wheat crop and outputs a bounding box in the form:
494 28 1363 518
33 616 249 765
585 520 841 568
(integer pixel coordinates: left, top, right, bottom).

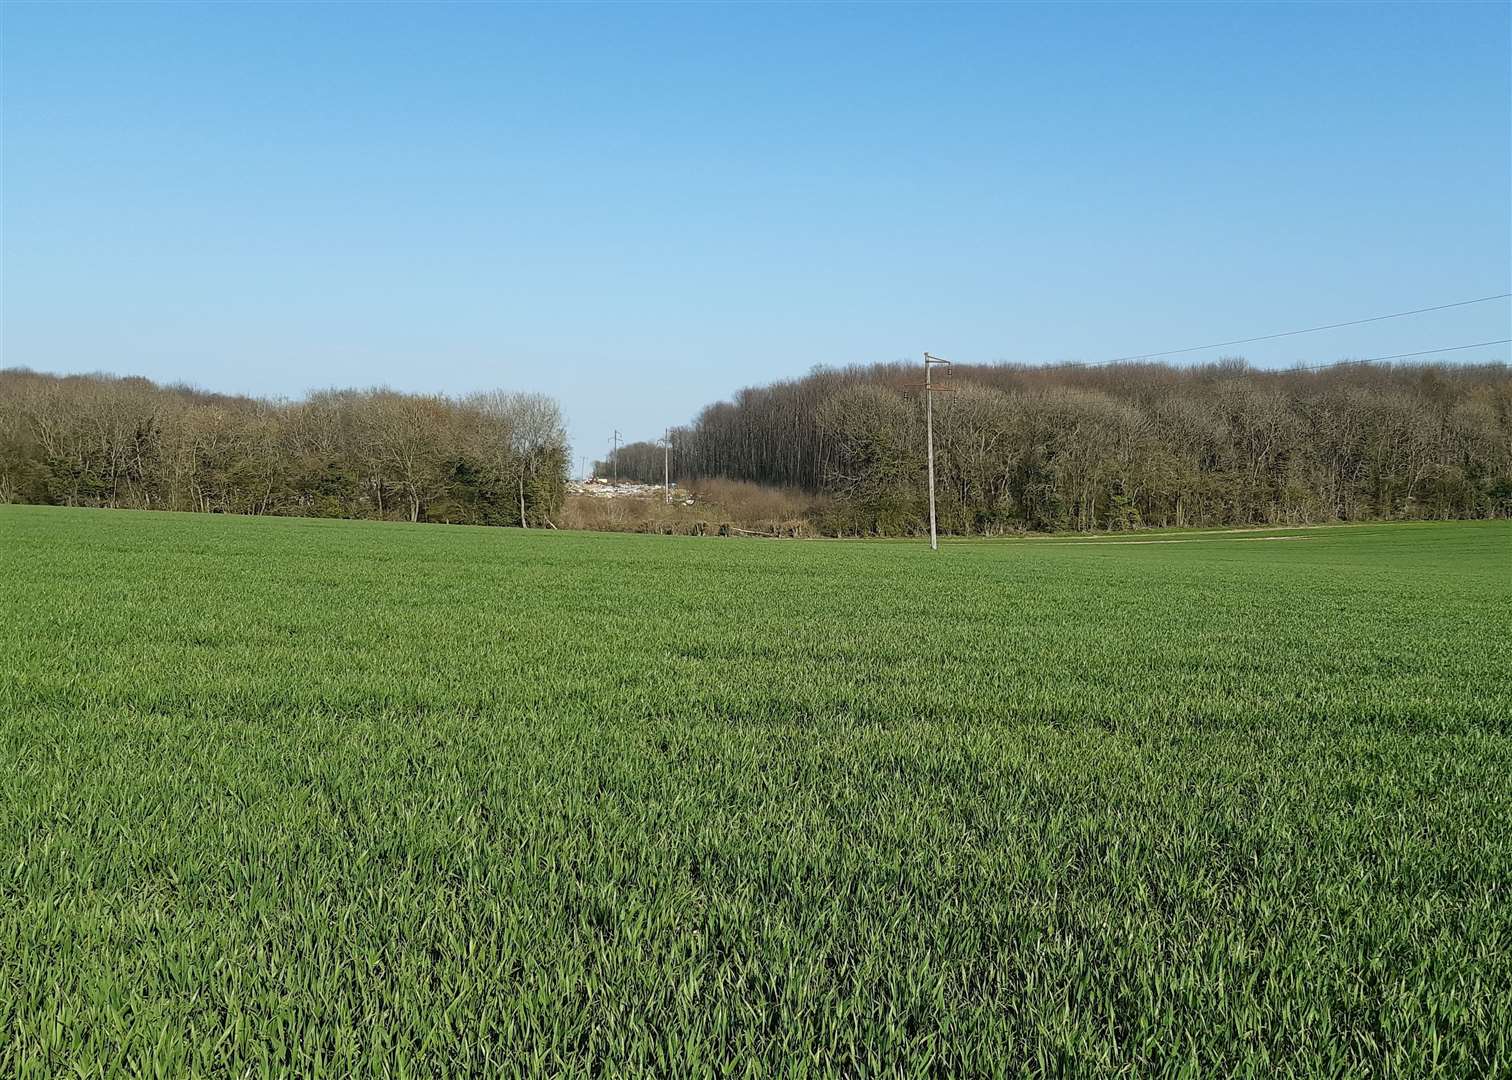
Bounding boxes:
2 506 1509 1077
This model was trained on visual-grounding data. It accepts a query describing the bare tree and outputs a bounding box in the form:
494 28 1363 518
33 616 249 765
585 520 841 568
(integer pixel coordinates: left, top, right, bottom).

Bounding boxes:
3 362 1507 533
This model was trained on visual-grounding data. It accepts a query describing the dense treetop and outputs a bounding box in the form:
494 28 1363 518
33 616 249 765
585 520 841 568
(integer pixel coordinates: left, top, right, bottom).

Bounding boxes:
605 359 1512 534
7 359 1509 536
0 369 568 527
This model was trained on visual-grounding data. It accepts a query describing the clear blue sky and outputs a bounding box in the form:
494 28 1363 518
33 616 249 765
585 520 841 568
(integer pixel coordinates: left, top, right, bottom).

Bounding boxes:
4 2 1509 463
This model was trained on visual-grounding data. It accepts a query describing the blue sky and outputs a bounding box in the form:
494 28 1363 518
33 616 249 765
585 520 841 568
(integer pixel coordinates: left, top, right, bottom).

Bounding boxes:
3 2 1509 461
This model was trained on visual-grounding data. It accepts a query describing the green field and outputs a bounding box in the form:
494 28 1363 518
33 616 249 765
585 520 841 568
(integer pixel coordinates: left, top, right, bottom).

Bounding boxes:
3 506 1510 1076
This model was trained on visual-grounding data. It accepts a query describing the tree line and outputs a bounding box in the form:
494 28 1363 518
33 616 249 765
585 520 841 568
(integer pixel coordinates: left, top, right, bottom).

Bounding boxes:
0 369 569 527
605 359 1512 534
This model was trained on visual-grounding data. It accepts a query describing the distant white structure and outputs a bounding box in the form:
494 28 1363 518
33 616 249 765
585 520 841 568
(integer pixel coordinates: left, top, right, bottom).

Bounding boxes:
567 479 691 504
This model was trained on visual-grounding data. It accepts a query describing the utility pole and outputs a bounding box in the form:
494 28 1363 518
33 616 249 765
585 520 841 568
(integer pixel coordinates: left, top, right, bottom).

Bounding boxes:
611 429 621 486
663 428 671 503
922 353 954 551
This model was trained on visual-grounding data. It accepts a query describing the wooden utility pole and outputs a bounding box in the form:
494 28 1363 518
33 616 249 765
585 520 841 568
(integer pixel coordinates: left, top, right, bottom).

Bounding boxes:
663 429 671 503
611 429 621 486
922 353 954 551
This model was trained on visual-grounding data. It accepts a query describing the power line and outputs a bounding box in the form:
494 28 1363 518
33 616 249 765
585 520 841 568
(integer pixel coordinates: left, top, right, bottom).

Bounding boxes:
1100 292 1510 365
1285 338 1512 371
1029 335 1510 376
1005 338 1508 379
